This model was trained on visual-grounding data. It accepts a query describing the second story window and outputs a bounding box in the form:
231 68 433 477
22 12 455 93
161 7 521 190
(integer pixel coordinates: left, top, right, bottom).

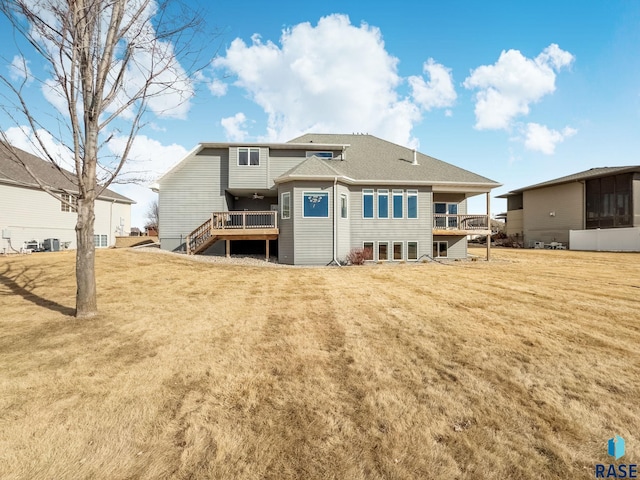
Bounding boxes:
238 147 260 166
61 193 77 213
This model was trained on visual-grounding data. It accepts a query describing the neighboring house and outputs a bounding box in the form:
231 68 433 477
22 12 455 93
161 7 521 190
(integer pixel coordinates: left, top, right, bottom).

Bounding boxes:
0 143 134 253
498 166 640 250
153 134 501 265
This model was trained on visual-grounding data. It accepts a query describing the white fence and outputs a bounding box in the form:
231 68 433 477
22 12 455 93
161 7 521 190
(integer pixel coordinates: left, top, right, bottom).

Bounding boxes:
570 227 640 252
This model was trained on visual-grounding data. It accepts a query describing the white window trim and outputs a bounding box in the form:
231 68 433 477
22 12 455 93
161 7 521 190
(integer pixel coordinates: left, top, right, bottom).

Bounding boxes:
393 241 403 261
433 241 449 258
61 193 77 213
363 241 374 261
407 241 419 261
377 189 389 219
306 151 333 159
377 241 389 261
362 189 374 219
302 191 330 218
407 190 418 219
392 189 403 219
281 192 291 220
237 147 260 166
340 193 348 219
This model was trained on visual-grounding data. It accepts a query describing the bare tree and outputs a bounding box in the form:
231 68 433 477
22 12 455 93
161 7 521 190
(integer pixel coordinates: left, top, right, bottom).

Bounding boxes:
145 199 159 233
0 0 204 317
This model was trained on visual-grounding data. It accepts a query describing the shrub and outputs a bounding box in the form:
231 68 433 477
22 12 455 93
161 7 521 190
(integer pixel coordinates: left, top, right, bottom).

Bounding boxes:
346 247 371 265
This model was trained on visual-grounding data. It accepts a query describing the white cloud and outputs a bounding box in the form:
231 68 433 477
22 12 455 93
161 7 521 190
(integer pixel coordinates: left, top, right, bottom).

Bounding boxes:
3 125 75 170
523 123 577 154
25 0 194 121
9 55 32 84
464 44 574 130
221 112 249 141
408 58 456 111
212 14 423 147
3 125 187 228
104 134 188 228
208 78 228 97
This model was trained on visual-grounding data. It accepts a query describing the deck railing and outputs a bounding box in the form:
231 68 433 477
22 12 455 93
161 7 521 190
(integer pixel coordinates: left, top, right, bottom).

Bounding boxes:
433 214 489 231
211 211 277 230
186 211 278 254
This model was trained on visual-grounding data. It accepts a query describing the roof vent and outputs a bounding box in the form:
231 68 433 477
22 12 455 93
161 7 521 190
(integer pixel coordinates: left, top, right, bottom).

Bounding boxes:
412 149 418 166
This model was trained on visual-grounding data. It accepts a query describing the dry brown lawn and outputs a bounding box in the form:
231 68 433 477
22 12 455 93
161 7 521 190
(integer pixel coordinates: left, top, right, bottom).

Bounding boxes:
0 247 638 479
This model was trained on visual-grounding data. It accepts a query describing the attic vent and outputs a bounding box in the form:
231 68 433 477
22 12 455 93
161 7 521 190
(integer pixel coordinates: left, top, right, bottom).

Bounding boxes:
306 151 334 159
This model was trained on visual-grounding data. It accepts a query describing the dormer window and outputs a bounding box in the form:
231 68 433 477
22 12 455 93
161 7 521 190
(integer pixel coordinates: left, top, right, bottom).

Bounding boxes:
238 147 260 166
306 151 333 159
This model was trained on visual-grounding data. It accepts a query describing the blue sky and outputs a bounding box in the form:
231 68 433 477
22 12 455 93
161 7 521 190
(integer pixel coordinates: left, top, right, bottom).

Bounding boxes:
1 1 640 228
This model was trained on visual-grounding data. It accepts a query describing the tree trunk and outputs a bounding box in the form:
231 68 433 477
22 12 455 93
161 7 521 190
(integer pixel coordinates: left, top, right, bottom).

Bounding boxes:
75 196 98 318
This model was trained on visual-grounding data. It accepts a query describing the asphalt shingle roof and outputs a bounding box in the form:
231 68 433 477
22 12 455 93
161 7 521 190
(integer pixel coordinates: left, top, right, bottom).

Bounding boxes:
282 133 500 186
500 166 640 195
0 143 134 203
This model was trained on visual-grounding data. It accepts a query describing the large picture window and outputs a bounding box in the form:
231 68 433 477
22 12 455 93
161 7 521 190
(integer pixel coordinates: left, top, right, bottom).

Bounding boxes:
303 192 329 218
238 147 260 166
363 189 374 218
586 174 632 229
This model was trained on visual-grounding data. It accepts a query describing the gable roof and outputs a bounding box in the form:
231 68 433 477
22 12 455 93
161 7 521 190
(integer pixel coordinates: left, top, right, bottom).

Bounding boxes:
497 166 640 197
0 143 134 203
278 133 500 188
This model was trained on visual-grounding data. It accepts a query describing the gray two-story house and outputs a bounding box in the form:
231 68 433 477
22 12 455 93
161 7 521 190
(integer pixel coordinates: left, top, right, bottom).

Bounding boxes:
153 134 500 265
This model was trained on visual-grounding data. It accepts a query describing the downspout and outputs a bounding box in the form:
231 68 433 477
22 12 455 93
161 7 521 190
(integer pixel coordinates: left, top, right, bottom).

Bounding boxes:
333 176 342 267
109 198 116 247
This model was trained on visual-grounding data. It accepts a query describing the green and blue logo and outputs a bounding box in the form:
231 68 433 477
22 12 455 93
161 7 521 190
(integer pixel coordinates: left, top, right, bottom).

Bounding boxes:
595 435 637 479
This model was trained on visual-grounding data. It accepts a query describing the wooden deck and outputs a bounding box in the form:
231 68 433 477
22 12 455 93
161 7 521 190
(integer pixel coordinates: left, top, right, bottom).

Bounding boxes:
187 211 278 256
432 214 490 236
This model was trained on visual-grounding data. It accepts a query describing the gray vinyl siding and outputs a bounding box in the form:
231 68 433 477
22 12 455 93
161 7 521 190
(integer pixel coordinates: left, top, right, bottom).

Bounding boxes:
434 235 467 259
158 148 229 251
336 184 351 260
522 182 583 247
277 185 295 264
267 149 307 187
292 181 334 265
350 186 434 261
228 147 268 189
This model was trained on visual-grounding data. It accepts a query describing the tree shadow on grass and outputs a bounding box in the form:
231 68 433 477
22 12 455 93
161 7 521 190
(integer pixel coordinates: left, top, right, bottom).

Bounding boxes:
0 263 75 317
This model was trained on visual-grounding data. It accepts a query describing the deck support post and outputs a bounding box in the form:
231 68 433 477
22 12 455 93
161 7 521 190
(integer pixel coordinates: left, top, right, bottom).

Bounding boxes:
226 239 230 258
265 240 269 261
486 192 491 261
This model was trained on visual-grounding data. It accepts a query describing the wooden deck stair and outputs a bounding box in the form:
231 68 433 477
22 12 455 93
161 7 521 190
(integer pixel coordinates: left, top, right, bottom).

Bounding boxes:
186 211 279 255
